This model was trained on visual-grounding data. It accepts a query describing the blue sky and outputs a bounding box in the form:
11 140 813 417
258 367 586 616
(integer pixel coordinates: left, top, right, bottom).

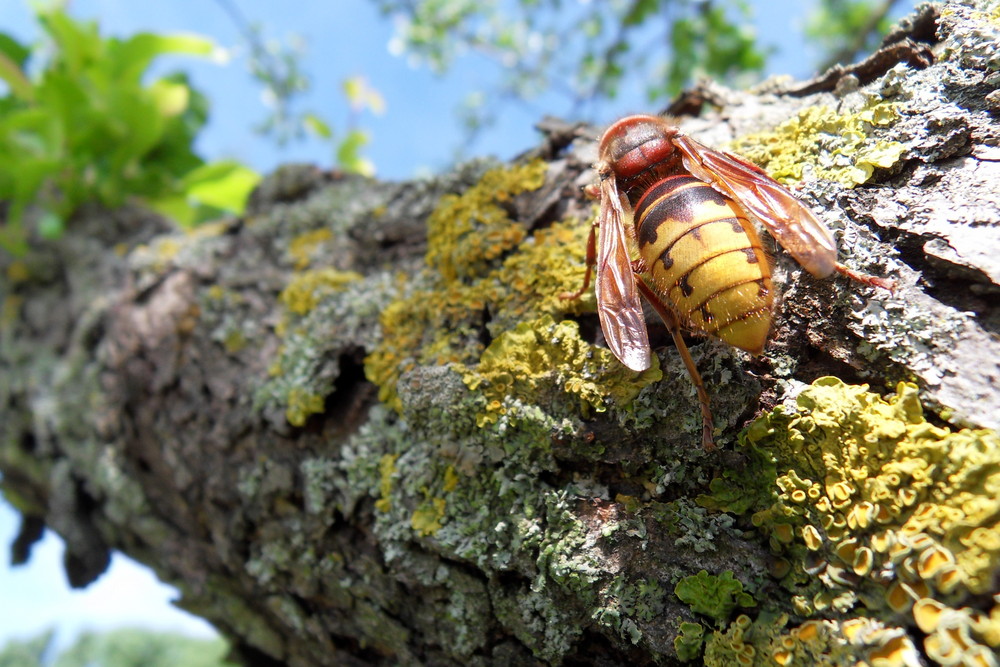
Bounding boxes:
1 0 920 653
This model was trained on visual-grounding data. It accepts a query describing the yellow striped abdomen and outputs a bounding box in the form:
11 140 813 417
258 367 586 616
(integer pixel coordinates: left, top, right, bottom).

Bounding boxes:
634 175 773 354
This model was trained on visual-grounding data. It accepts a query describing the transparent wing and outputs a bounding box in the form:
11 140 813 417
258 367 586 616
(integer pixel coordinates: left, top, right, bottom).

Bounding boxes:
674 134 837 278
595 176 651 371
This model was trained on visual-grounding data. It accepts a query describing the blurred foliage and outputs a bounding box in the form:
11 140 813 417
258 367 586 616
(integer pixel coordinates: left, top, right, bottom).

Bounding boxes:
0 630 53 667
0 7 259 255
214 0 385 176
807 0 902 70
0 628 232 667
375 0 908 141
0 0 910 242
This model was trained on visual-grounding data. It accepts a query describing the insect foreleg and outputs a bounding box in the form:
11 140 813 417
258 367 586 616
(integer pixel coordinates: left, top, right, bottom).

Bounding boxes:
635 279 716 450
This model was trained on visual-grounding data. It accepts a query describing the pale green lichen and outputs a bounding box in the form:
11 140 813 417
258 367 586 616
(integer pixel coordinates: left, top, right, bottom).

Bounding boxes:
675 621 707 662
698 377 1000 666
675 570 756 625
340 350 737 662
668 501 740 554
360 412 608 660
850 296 967 387
198 285 257 355
128 221 229 280
939 2 1000 71
730 102 905 187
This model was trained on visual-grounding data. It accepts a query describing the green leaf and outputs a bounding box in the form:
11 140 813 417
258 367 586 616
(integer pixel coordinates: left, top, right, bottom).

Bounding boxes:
302 113 333 139
149 79 192 118
147 193 197 227
37 211 65 239
342 76 386 115
112 32 217 83
38 9 102 75
623 0 661 27
0 50 33 101
0 31 31 67
0 221 29 256
336 129 375 176
180 160 260 213
0 8 251 248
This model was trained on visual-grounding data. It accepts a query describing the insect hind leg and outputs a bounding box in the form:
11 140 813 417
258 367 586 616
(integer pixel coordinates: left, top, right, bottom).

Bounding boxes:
635 279 716 450
834 262 896 292
560 221 598 301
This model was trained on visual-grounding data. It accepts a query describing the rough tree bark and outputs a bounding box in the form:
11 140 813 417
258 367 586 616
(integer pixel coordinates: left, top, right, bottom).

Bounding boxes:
2 2 999 665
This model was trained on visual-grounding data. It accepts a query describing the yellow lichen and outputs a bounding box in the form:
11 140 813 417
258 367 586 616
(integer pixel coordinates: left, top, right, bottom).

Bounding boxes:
978 597 1000 647
462 315 661 427
131 235 182 273
724 377 1000 665
222 329 247 353
204 284 226 301
484 217 597 329
1 294 22 330
288 228 333 270
425 160 546 282
410 465 460 537
285 387 325 427
411 497 448 537
443 465 459 493
706 613 924 667
365 160 608 416
374 454 398 513
730 102 905 187
279 268 363 316
5 260 29 283
917 601 999 667
364 280 486 412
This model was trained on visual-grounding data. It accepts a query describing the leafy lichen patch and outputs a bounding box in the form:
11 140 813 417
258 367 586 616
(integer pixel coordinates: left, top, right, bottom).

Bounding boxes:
730 102 905 187
698 377 1000 665
675 570 757 625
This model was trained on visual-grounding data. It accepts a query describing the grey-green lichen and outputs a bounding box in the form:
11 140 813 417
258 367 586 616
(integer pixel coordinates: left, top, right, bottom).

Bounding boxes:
939 1 1000 70
254 270 397 427
849 292 969 386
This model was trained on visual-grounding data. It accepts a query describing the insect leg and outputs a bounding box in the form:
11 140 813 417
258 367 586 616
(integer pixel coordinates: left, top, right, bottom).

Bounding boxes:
833 262 897 293
560 221 598 301
635 279 716 450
